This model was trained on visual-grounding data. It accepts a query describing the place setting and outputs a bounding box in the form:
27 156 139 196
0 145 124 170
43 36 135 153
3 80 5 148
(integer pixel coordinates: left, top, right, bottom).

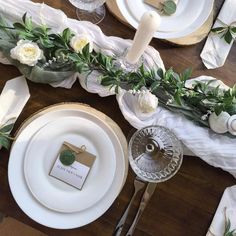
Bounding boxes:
107 0 214 45
1 78 184 231
0 0 236 235
8 102 128 229
116 0 214 40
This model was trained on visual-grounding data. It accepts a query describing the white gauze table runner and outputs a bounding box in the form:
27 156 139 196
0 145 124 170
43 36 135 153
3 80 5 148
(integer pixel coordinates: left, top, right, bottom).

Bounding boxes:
0 0 236 178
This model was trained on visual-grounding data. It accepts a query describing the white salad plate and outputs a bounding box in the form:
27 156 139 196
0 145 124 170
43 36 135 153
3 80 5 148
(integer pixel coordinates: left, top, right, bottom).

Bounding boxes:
8 103 128 229
117 0 214 39
24 116 117 213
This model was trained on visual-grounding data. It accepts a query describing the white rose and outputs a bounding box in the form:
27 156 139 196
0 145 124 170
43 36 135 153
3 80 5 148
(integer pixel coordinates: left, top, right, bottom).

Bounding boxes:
137 90 158 113
208 112 230 134
70 34 93 53
10 40 43 66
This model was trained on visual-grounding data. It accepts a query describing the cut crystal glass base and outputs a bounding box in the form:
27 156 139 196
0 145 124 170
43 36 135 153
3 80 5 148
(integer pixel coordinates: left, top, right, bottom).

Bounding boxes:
129 125 183 183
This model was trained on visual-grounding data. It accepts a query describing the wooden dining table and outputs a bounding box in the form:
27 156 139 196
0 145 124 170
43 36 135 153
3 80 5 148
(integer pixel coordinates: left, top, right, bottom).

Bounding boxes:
0 0 236 235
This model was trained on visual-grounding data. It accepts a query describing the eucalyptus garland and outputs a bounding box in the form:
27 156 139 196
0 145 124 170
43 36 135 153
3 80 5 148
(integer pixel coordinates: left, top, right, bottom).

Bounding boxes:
0 13 236 148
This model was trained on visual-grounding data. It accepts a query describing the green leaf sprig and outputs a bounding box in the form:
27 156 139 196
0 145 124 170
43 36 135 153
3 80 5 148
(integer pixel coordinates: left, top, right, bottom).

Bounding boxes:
68 44 236 128
0 123 14 150
223 208 236 236
160 0 177 16
224 218 236 236
0 13 75 68
211 25 236 44
66 43 236 128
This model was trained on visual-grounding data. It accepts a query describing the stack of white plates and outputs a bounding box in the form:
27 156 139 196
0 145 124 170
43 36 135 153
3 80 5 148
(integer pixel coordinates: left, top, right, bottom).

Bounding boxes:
8 103 128 229
117 0 214 39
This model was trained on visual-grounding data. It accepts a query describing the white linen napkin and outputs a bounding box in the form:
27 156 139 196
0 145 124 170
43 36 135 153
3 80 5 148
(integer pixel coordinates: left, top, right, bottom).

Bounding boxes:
200 0 236 69
206 185 236 236
0 76 30 149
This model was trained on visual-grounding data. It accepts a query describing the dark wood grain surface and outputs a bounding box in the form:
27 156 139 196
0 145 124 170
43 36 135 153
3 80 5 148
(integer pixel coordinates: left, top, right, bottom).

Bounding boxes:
0 0 235 235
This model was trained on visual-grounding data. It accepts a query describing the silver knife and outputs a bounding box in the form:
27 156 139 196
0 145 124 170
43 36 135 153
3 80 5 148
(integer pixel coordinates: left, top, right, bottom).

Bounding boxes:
114 177 145 236
126 182 157 236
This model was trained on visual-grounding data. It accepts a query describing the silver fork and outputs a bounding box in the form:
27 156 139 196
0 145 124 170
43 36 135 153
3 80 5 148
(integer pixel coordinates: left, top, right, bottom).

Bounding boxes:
113 177 145 236
126 182 157 236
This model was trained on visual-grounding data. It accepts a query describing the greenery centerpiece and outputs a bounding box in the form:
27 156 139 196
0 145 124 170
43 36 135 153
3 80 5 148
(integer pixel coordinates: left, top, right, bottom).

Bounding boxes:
0 13 236 149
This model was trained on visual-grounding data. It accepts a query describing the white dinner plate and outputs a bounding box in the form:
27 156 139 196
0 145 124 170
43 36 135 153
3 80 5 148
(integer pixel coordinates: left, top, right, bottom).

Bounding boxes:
8 104 128 229
117 0 214 39
24 115 117 213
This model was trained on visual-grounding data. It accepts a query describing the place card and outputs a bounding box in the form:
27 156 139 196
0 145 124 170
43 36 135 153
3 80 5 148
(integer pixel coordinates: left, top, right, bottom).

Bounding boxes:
144 0 163 9
50 142 96 190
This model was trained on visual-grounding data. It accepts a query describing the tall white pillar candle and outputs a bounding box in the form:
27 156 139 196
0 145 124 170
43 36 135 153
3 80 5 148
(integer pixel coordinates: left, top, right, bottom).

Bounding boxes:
126 11 161 64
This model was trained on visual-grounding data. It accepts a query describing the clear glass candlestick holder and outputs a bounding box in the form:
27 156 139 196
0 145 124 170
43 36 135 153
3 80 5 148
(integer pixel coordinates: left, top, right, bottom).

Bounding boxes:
68 0 106 24
128 125 183 183
114 48 144 73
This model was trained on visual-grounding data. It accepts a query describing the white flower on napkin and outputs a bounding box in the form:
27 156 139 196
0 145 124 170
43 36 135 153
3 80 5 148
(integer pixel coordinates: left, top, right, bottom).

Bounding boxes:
136 89 158 113
10 40 43 66
70 34 93 54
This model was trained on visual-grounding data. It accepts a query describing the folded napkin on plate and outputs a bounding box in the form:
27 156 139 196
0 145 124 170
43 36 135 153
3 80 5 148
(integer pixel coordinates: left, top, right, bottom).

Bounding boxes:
0 76 30 150
200 0 236 69
206 185 236 236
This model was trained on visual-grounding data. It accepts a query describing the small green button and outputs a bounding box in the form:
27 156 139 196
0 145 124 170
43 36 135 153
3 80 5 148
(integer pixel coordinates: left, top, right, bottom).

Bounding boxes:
59 150 76 166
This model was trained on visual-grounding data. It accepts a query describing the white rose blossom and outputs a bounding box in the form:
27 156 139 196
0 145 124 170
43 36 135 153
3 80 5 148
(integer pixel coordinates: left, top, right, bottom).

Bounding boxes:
70 34 93 53
137 90 158 113
10 40 43 66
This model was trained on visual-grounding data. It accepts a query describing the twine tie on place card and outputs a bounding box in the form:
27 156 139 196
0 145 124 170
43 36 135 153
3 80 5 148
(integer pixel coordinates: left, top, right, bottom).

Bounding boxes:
51 142 96 190
59 142 97 168
64 143 87 154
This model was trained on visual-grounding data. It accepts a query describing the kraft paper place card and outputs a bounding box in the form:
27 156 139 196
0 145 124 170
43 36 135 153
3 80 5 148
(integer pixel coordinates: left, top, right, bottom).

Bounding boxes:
50 142 96 190
144 0 163 9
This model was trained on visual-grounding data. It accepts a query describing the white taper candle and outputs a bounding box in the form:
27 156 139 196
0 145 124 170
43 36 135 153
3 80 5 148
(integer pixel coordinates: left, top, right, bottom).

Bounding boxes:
126 11 161 64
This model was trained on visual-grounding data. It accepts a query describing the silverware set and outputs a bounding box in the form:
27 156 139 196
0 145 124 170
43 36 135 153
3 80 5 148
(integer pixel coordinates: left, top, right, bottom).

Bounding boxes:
114 177 157 236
